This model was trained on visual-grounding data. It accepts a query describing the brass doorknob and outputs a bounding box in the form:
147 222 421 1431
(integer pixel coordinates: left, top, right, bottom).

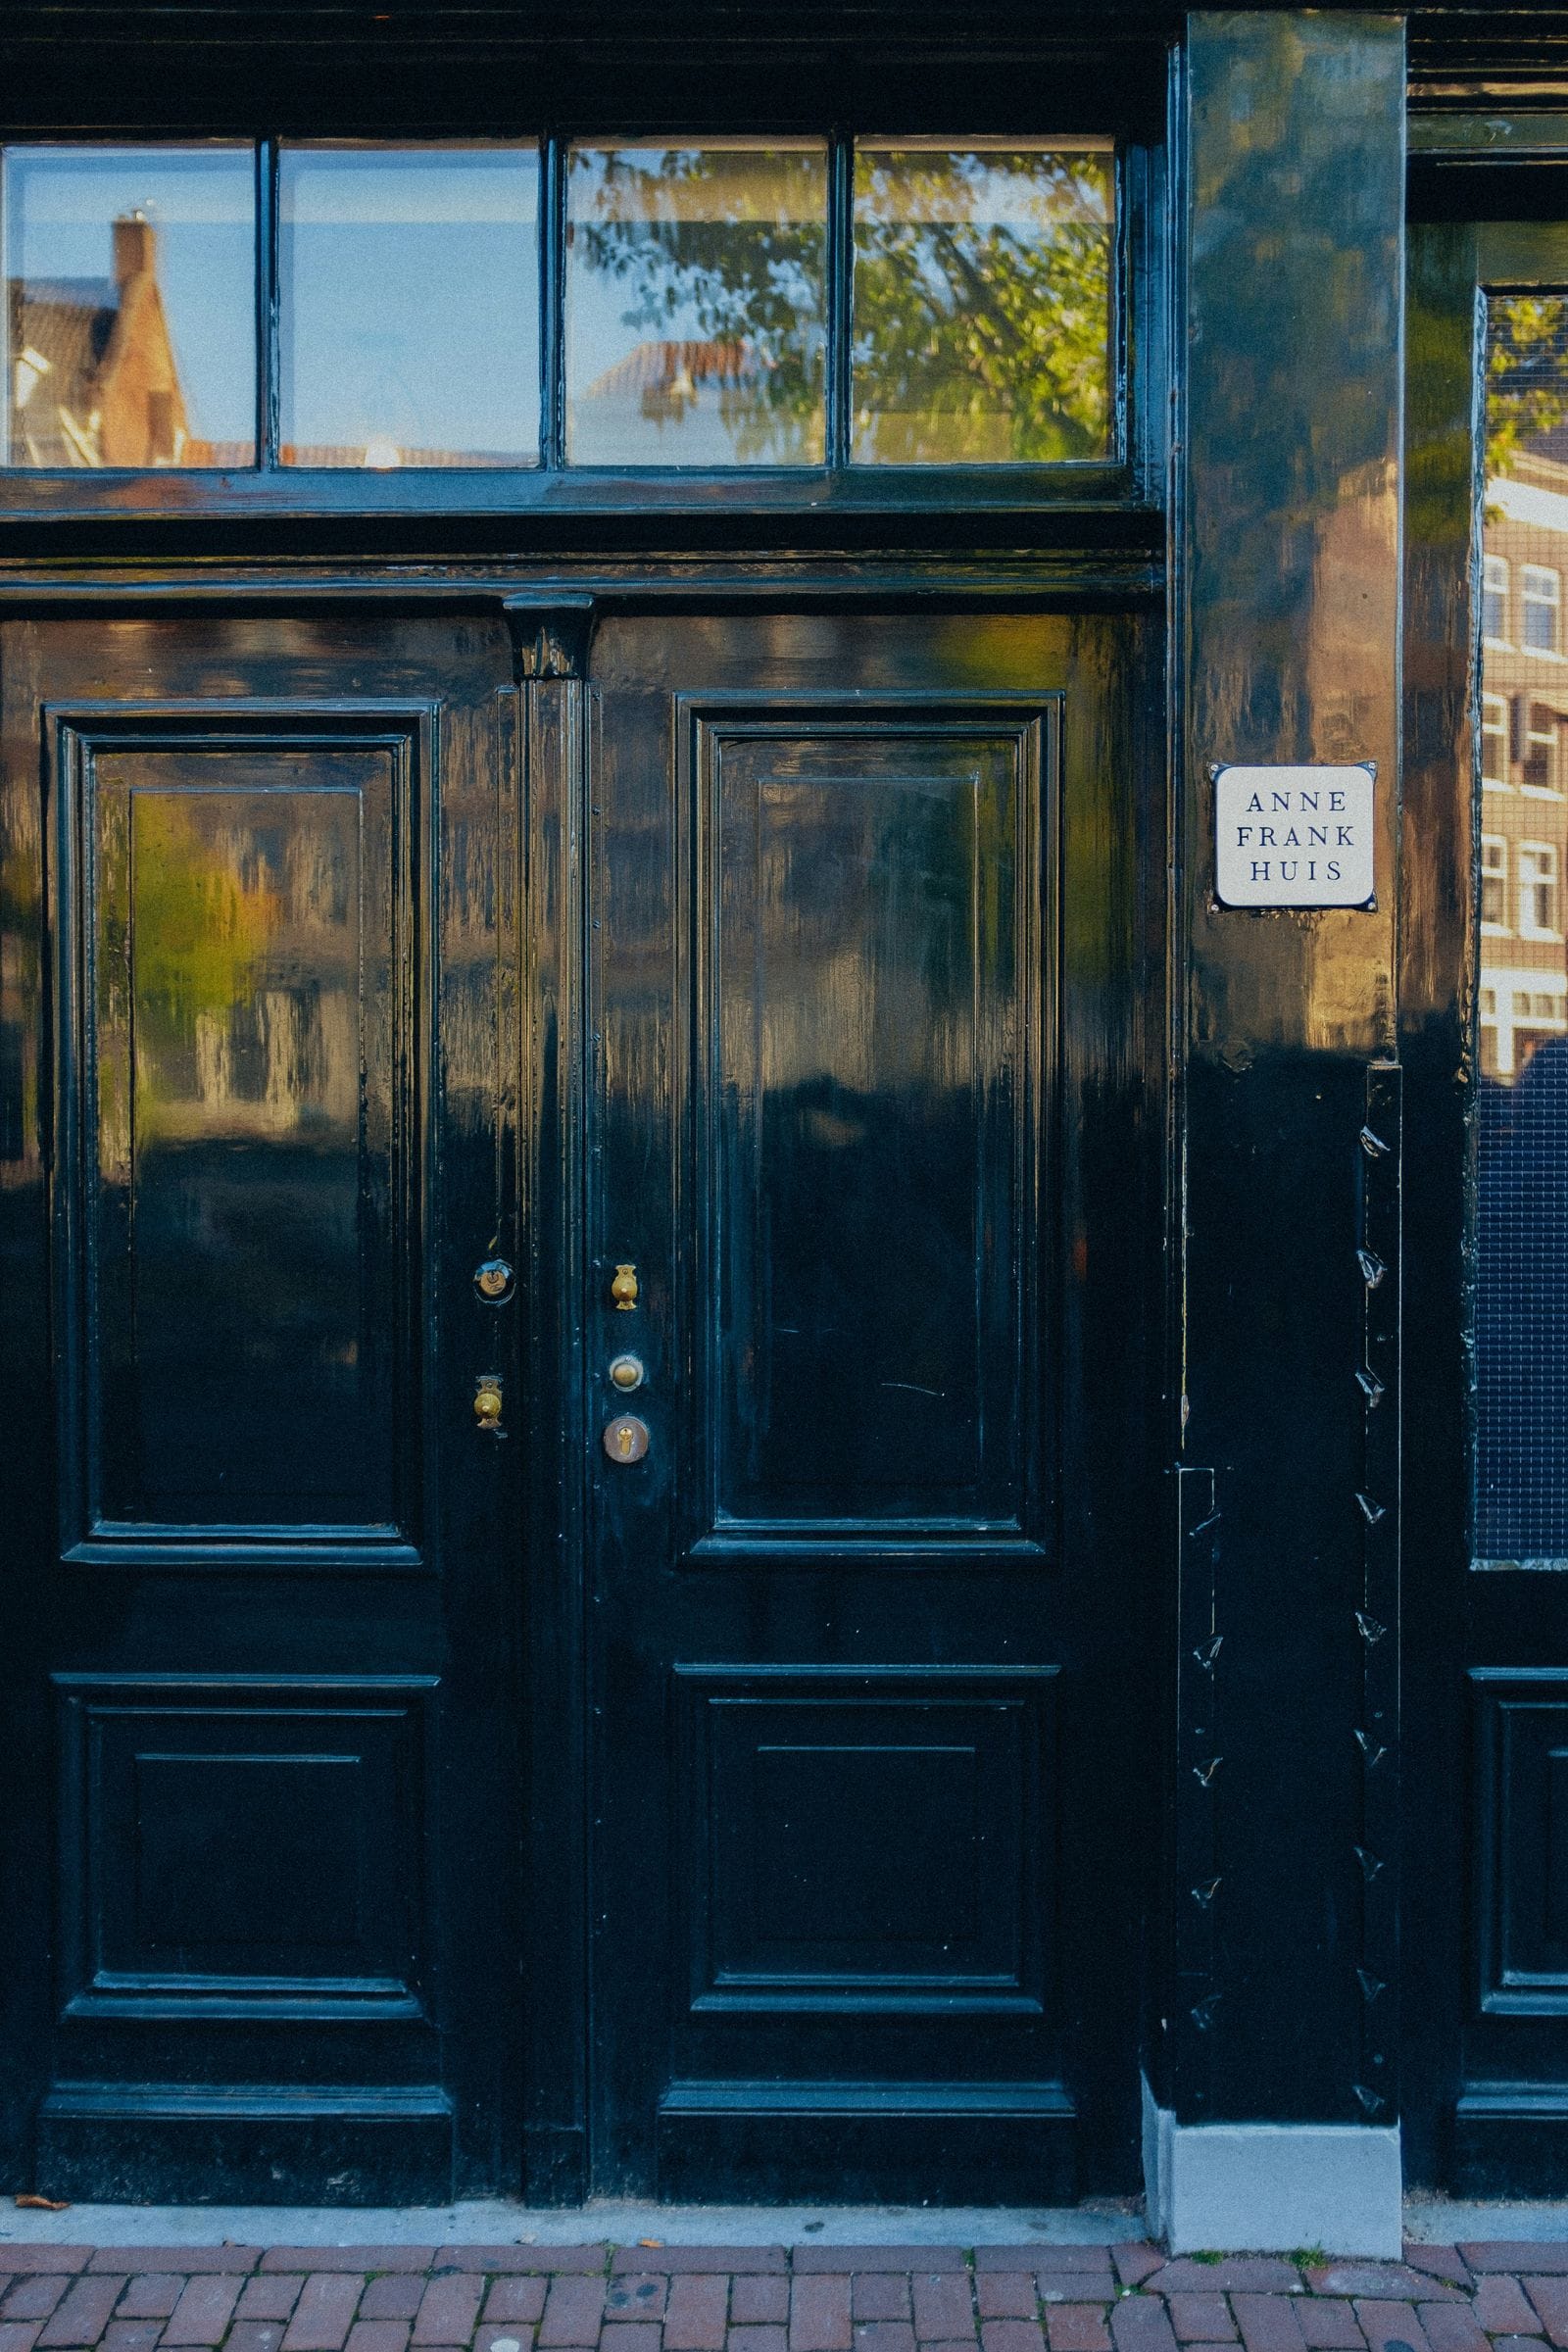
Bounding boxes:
474 1375 505 1434
611 1262 639 1310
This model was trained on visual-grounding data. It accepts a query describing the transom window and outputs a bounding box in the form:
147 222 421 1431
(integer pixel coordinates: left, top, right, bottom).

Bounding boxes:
0 136 1116 476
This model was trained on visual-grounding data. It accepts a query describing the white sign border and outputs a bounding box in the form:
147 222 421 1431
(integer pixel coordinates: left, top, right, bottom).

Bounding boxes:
1210 760 1378 911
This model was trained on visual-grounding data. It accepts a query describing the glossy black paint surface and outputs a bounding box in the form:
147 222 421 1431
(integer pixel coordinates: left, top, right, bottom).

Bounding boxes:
585 603 1163 2200
1163 12 1404 2128
0 611 525 2196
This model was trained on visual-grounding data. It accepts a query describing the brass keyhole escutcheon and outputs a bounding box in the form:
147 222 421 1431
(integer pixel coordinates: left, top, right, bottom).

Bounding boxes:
609 1353 645 1393
474 1374 505 1436
474 1256 514 1304
611 1262 639 1310
603 1413 651 1464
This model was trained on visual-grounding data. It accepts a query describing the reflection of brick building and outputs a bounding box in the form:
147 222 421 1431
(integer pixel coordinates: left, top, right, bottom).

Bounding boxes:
1481 438 1568 1075
7 214 194 466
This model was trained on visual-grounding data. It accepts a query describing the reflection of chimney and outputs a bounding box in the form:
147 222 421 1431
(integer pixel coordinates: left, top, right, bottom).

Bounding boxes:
112 213 156 286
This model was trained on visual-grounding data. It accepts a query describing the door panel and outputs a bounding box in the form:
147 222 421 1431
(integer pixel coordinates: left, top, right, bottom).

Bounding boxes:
588 608 1160 2202
0 612 521 2200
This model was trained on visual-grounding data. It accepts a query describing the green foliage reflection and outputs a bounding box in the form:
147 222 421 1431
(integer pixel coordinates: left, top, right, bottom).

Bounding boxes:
1489 296 1568 481
853 147 1112 463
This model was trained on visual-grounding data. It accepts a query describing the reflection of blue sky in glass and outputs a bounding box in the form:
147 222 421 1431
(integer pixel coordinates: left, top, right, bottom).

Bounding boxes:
279 148 539 466
564 143 826 466
3 146 256 453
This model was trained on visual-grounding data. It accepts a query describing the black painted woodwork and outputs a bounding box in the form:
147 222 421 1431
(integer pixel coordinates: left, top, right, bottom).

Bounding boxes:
584 604 1162 2201
0 585 1162 2205
0 610 526 2200
1161 13 1405 2132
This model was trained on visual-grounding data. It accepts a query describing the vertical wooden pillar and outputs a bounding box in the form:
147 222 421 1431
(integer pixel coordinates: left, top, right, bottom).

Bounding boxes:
1151 9 1406 2252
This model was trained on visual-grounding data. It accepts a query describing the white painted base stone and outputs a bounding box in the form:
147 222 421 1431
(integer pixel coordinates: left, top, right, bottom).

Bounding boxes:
1142 2078 1402 2256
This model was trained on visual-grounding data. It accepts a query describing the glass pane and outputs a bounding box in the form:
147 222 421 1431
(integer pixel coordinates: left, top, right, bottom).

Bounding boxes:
279 146 539 468
1476 295 1568 1559
851 141 1113 465
3 145 256 467
564 141 827 466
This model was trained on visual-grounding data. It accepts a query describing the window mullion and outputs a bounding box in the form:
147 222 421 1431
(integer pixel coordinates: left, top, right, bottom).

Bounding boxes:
258 137 279 469
542 133 564 469
827 129 852 470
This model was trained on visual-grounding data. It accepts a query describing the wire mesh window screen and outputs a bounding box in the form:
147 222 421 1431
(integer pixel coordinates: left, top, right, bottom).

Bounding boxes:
1476 294 1568 1561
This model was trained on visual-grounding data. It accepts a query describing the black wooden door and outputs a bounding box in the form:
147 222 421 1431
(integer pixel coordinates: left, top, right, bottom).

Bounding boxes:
584 606 1161 2202
0 608 525 2202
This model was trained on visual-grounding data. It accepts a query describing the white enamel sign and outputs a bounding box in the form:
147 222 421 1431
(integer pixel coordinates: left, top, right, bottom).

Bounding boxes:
1213 763 1376 908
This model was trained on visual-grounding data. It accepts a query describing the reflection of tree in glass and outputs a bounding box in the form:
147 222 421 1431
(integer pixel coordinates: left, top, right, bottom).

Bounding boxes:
572 147 826 462
1489 296 1568 482
853 149 1111 463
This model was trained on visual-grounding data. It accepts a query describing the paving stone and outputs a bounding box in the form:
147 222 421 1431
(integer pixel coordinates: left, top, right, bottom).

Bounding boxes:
1411 2305 1486 2352
3 2288 70 2327
638 2261 784 2281
811 2265 962 2281
982 2326 1047 2352
735 2291 790 2329
913 2281 975 2345
459 2259 602 2280
1152 2278 1300 2303
1460 2256 1568 2280
1494 2337 1554 2352
1525 2281 1568 2348
345 2327 412 2352
792 2279 853 2352
413 2279 484 2349
95 2261 260 2281
162 2277 244 2347
1039 2285 1112 2310
358 2290 420 2328
0 2268 86 2285
38 2276 124 2347
1167 2300 1235 2344
479 2287 546 2329
606 2281 668 2323
1113 2262 1164 2295
226 2327 287 2352
1349 2300 1429 2352
281 2278 367 2352
1296 2303 1363 2349
728 2329 789 2352
266 2261 421 2282
1311 2278 1458 2309
117 2283 183 2324
601 2328 663 2352
538 2281 607 2350
980 2263 1100 2280
1044 2310 1108 2352
102 2326 165 2352
976 2283 1035 2324
666 2278 728 2352
1230 2297 1307 2352
855 2327 917 2352
476 2328 536 2352
1402 2261 1470 2294
1470 2279 1540 2337
0 2328 42 2352
1111 2303 1179 2352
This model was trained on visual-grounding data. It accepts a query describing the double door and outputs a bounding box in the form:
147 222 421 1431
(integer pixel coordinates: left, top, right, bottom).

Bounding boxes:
0 593 1159 2203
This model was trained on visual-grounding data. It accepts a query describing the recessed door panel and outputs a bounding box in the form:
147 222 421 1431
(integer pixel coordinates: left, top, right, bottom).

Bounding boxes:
693 705 1047 1546
60 722 421 1550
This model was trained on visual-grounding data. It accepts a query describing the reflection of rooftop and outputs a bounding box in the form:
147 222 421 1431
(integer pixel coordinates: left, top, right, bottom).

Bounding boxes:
8 215 191 466
581 336 756 412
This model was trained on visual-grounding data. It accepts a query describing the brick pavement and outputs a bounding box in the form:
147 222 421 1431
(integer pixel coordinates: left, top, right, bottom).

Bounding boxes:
3 2243 1568 2352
